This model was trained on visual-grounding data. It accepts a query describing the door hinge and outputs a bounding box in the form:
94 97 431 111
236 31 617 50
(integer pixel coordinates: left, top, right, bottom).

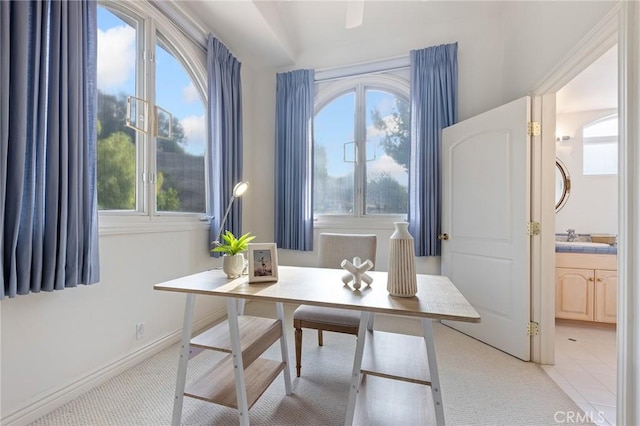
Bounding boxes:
527 321 540 336
527 221 541 236
527 121 541 136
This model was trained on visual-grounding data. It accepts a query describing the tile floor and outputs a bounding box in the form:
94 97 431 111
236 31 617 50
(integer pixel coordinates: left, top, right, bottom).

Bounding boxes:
542 321 617 425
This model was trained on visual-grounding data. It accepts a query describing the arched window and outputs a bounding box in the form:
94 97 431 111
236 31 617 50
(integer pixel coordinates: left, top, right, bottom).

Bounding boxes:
314 73 410 217
583 114 618 175
97 2 206 217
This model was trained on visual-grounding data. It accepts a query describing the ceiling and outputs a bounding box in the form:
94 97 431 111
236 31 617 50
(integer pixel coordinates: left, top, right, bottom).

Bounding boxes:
178 1 617 113
178 1 503 69
556 45 617 114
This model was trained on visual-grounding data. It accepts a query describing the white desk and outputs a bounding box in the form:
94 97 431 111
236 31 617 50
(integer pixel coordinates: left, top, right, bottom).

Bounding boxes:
154 265 480 425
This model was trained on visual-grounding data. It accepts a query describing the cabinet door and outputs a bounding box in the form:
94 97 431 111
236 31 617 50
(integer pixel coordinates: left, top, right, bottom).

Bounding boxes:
594 270 617 323
555 268 594 321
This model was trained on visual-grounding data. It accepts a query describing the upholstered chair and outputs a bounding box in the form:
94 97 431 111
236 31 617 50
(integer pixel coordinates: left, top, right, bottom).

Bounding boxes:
293 233 377 377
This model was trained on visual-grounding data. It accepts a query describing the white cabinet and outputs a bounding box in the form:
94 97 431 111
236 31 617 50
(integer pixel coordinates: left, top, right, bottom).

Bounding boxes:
555 253 617 324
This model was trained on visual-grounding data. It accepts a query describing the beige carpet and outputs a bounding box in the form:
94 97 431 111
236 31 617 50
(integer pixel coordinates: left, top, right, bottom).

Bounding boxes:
30 303 592 426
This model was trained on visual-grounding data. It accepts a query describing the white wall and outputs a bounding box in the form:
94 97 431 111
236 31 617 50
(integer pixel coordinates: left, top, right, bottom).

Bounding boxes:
555 109 618 235
500 1 616 103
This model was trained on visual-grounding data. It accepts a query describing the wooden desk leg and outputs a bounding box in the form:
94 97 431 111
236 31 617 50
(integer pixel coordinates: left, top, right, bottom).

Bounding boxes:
227 298 250 426
422 319 445 426
276 302 292 395
344 311 371 426
171 293 196 426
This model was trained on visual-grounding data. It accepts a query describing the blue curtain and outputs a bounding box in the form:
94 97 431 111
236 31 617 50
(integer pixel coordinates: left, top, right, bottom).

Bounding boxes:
274 70 314 251
206 34 243 254
1 0 100 299
408 43 458 256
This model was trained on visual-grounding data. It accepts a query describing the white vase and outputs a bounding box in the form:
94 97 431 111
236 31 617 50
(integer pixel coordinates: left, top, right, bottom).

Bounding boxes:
223 253 245 279
387 222 417 297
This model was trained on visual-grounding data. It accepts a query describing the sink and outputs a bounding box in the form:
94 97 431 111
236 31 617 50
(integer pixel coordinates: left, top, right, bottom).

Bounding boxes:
555 241 611 247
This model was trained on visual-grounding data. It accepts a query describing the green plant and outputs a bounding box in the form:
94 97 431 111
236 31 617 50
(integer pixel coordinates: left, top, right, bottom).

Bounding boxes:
211 231 255 256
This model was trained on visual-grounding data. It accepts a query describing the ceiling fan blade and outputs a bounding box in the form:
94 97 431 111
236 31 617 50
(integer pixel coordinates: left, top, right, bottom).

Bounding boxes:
345 0 364 29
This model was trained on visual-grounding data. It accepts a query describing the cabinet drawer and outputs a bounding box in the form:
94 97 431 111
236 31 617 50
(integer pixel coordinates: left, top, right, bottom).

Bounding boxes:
555 253 616 270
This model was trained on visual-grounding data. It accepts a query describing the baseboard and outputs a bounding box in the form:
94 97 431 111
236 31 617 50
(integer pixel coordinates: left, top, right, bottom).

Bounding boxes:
1 307 226 426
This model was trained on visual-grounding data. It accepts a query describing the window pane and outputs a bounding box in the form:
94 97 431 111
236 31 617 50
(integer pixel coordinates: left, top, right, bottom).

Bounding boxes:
96 7 138 210
314 92 356 214
583 116 618 175
155 38 206 213
365 90 409 214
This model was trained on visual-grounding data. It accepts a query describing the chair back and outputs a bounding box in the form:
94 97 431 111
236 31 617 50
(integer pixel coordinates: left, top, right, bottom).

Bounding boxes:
318 233 377 270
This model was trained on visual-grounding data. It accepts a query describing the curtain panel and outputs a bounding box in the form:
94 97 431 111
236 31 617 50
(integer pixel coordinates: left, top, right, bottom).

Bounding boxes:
408 42 458 257
206 34 243 255
1 0 100 299
274 69 314 251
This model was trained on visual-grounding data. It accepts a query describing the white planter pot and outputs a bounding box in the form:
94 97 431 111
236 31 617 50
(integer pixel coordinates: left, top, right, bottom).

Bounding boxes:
222 253 245 279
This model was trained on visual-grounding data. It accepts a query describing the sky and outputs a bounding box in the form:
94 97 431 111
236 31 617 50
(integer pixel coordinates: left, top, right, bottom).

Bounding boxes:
314 89 408 186
97 7 205 156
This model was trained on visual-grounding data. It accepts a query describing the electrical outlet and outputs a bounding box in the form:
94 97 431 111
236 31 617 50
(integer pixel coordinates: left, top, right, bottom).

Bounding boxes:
136 323 145 340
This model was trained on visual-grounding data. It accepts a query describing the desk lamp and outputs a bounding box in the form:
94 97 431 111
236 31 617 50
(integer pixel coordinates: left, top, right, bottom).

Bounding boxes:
213 181 249 246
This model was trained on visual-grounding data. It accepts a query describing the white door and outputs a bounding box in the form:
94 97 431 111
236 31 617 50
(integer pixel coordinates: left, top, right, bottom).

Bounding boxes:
441 96 531 361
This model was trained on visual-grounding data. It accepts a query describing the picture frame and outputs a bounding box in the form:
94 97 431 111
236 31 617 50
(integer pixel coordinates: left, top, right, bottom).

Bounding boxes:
247 243 278 283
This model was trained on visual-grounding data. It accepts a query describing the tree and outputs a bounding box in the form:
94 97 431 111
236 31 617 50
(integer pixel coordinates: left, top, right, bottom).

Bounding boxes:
156 172 180 211
371 99 410 172
367 172 408 214
156 112 187 154
97 131 136 210
97 91 135 142
97 89 187 154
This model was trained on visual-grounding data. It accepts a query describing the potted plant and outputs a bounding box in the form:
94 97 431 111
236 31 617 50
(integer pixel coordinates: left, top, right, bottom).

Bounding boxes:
212 231 256 278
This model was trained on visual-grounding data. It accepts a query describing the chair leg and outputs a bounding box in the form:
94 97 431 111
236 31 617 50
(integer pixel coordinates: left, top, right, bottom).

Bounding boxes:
295 326 302 377
317 329 323 346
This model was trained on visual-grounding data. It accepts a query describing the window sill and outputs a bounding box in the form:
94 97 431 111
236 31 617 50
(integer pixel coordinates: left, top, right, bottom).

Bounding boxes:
313 215 407 231
98 213 210 236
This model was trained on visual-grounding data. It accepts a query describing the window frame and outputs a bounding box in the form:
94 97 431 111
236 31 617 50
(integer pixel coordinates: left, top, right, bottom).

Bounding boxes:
97 0 209 234
313 72 410 228
582 114 618 176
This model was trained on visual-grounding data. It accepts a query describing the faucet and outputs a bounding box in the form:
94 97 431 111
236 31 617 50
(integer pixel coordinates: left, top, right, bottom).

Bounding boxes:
566 229 577 242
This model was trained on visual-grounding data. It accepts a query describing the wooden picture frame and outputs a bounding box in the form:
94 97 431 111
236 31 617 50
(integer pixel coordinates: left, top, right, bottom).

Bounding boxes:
248 243 278 283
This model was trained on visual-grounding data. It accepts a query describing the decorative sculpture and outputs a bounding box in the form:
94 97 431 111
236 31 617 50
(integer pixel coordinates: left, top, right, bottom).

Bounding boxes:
341 256 374 290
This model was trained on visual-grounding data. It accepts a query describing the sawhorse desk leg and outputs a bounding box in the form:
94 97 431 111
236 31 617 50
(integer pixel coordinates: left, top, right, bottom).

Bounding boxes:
423 319 445 426
172 294 196 426
344 311 371 426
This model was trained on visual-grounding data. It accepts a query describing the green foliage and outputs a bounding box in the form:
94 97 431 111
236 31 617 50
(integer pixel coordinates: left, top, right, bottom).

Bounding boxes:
371 99 410 172
97 131 136 209
212 231 256 256
367 172 408 214
156 172 180 211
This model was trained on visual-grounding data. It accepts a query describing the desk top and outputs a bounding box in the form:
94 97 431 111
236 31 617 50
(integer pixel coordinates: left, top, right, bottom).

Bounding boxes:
154 266 480 323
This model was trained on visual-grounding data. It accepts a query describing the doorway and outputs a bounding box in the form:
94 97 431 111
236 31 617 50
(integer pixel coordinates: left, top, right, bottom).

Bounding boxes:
543 46 618 426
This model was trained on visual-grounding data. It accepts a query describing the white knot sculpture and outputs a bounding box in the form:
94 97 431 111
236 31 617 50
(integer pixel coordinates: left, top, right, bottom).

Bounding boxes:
340 257 374 290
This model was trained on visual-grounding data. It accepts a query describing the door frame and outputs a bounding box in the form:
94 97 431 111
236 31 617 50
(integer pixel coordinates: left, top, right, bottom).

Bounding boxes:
529 2 619 365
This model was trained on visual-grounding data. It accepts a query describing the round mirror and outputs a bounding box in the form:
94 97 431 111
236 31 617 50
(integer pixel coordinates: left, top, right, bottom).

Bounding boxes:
555 159 570 212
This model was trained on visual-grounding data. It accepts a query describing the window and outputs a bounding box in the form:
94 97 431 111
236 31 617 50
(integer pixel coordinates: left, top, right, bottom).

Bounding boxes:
583 115 618 175
96 3 206 217
313 74 410 218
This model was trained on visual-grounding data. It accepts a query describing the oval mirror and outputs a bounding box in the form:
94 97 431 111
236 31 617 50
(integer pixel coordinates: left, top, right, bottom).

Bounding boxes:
555 159 571 212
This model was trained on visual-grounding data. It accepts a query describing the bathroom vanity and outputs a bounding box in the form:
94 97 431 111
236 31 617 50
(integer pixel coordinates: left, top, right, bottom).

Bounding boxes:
555 249 617 324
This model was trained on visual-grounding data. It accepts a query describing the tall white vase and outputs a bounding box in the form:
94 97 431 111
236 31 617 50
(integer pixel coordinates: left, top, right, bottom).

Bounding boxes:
387 222 417 297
